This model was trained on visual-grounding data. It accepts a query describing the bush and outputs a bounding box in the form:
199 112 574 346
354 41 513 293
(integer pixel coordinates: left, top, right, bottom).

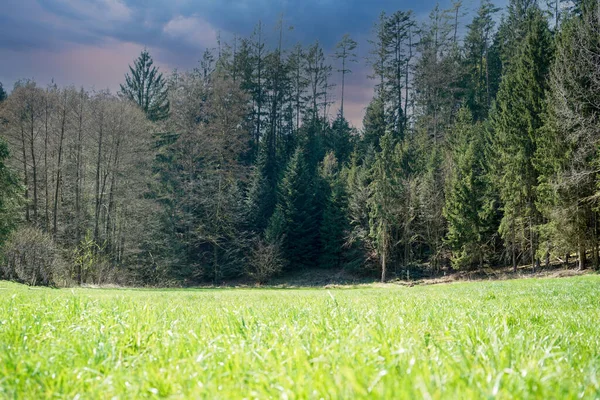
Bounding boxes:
246 237 285 284
1 226 66 286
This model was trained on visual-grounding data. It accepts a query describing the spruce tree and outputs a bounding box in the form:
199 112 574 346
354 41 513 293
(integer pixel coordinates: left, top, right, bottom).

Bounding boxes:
328 113 354 164
444 108 496 269
334 34 358 118
537 0 600 269
492 7 553 270
463 0 500 120
271 146 320 269
120 49 170 121
319 152 350 269
0 82 6 103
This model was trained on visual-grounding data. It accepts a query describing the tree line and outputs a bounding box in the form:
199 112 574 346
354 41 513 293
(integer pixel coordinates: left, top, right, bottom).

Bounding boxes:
0 0 599 286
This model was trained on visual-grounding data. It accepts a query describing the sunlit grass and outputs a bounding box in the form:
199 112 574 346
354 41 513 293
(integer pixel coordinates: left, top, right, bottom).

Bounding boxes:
1 276 599 398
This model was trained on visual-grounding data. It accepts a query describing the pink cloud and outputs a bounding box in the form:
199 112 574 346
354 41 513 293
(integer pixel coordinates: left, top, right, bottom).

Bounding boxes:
0 40 171 93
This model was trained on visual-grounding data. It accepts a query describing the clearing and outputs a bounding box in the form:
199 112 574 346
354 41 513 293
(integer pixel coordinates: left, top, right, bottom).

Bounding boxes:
0 275 599 398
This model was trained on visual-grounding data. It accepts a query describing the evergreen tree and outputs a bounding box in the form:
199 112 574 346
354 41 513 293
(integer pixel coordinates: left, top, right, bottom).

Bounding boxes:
271 145 320 269
537 0 600 269
319 152 350 268
413 4 463 143
334 34 358 118
444 108 496 269
368 132 416 281
0 82 6 103
492 7 553 270
463 0 500 120
328 112 354 164
384 10 415 139
120 49 170 121
245 143 277 234
361 97 386 151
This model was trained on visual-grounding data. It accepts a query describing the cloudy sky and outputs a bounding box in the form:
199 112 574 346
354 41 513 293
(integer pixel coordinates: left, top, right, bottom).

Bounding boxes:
0 0 486 126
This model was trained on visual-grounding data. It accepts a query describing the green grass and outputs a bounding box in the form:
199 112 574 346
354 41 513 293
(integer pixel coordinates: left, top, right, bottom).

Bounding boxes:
0 276 599 399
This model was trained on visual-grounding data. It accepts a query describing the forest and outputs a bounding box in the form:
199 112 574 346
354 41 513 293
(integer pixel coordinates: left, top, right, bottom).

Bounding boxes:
0 0 599 286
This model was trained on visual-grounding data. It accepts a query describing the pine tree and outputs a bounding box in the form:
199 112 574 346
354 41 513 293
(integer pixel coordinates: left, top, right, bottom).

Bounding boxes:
384 10 415 139
328 112 354 164
245 144 277 234
413 4 463 143
0 82 6 103
492 7 553 270
120 49 170 121
334 34 358 118
361 97 386 151
368 131 415 281
444 108 496 269
463 0 500 120
271 146 320 269
319 152 350 269
537 0 600 269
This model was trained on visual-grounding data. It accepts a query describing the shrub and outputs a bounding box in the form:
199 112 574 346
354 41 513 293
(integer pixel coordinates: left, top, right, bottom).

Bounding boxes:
246 237 285 284
1 226 65 286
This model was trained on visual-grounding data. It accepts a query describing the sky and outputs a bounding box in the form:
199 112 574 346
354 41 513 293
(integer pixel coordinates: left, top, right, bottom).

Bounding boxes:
0 0 487 127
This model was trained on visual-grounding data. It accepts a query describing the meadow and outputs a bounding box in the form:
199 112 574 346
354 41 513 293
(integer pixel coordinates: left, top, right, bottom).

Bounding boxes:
0 276 599 399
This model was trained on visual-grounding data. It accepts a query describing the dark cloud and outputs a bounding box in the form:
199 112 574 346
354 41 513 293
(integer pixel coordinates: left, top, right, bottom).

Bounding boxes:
0 0 482 126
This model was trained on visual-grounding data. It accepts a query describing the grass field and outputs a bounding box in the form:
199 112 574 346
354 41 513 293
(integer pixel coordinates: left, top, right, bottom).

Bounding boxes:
1 276 599 399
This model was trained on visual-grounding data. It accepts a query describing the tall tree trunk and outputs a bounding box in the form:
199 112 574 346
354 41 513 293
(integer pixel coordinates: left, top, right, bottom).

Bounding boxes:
20 125 30 222
94 107 104 247
512 223 517 273
75 90 84 246
578 243 586 270
29 112 38 223
53 91 67 236
44 94 50 231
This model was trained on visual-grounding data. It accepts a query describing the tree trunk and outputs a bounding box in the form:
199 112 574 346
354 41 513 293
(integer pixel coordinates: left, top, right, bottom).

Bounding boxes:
30 113 38 223
44 95 50 231
94 107 104 246
75 90 84 246
20 125 30 222
381 250 387 283
512 223 517 273
53 91 67 237
578 244 586 270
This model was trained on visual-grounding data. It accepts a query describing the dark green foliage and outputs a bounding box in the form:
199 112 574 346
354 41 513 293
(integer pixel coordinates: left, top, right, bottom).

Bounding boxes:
536 0 600 269
272 146 321 270
361 97 386 151
0 82 6 103
328 113 355 164
492 7 553 268
463 0 500 120
120 49 170 121
444 109 496 269
245 123 278 235
4 0 600 287
319 152 350 269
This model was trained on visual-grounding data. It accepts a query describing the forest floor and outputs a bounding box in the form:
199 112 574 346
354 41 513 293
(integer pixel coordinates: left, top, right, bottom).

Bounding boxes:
1 275 599 398
221 261 595 289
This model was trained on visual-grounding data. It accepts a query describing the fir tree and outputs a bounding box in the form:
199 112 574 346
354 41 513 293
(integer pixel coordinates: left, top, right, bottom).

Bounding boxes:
120 49 170 121
492 7 553 270
537 0 600 269
444 108 496 269
0 82 6 103
463 0 500 120
319 152 350 269
272 146 320 269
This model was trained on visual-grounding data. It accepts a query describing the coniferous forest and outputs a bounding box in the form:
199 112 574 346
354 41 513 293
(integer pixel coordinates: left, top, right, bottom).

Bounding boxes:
1 0 600 286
